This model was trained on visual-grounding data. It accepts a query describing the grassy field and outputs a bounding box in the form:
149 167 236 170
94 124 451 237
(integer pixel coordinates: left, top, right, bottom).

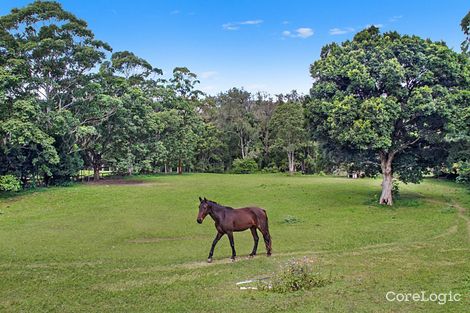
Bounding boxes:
0 174 469 312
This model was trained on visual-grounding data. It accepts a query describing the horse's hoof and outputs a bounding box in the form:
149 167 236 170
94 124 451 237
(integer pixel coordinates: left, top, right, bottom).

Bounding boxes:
267 253 272 257
249 254 255 258
207 258 212 263
230 258 236 262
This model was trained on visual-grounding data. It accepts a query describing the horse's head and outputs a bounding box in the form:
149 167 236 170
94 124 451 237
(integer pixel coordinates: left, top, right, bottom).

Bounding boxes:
197 197 210 224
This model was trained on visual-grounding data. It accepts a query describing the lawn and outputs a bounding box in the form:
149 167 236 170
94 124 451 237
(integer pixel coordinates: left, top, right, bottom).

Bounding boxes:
0 174 469 312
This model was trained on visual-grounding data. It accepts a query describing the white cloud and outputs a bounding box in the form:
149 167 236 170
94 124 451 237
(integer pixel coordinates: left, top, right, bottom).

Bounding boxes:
296 28 314 38
223 23 239 30
199 71 218 79
240 20 263 25
222 20 263 30
282 27 314 39
170 10 180 15
329 27 355 35
282 21 289 25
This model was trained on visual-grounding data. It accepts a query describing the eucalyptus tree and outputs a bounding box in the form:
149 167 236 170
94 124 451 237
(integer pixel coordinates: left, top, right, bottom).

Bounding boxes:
269 101 306 174
160 67 204 174
0 0 111 183
70 49 163 179
215 88 258 160
461 10 470 54
307 27 469 205
253 92 277 168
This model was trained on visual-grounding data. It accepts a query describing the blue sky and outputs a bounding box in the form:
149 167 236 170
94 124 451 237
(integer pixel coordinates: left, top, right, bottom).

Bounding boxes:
2 1 468 95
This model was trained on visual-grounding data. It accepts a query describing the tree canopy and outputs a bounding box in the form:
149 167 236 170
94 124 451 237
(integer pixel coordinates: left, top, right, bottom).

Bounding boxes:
1 2 469 208
307 26 469 204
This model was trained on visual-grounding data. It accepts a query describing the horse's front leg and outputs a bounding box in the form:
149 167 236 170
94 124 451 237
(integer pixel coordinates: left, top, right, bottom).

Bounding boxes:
227 231 236 261
207 232 224 263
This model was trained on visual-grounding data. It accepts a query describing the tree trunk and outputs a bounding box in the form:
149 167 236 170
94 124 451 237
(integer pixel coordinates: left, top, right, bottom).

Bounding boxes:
379 152 395 205
288 151 295 175
240 134 246 159
93 164 100 181
177 159 183 175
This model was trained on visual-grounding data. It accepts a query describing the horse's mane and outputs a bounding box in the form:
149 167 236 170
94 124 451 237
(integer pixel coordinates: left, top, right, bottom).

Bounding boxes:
207 199 233 210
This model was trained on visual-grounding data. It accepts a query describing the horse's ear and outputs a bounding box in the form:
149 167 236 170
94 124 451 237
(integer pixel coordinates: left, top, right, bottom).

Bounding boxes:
204 197 207 201
199 196 203 202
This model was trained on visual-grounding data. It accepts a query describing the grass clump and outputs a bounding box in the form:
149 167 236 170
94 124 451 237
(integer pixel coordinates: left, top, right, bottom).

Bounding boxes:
259 257 331 293
440 205 456 214
282 215 302 224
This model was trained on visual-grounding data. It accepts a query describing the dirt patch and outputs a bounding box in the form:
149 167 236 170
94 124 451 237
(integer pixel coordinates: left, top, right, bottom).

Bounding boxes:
85 178 155 186
426 198 470 242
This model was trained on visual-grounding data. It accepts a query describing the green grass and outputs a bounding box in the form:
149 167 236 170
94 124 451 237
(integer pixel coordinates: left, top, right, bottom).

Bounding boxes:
0 174 469 312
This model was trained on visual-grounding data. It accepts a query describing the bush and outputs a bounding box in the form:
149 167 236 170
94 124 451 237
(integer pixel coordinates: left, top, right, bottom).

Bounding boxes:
392 179 400 197
0 175 21 192
231 158 258 174
456 162 470 185
261 163 279 173
258 257 331 293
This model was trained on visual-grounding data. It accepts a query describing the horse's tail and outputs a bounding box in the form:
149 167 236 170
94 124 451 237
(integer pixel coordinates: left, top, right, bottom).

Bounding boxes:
259 208 272 255
262 209 270 232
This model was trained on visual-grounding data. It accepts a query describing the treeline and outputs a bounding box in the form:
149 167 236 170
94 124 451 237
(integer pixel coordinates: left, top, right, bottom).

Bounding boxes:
1 1 469 201
0 1 321 190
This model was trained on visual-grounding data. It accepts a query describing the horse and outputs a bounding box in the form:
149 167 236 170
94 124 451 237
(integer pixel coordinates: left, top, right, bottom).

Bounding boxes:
196 197 272 263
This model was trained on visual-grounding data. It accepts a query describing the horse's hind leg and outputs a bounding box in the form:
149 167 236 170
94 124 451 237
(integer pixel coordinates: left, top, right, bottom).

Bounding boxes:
227 231 236 261
261 231 272 256
249 227 259 257
258 216 272 256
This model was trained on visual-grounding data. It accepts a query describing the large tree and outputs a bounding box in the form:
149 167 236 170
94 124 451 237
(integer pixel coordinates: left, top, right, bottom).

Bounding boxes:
307 27 469 205
269 101 306 174
461 10 470 54
78 51 164 180
216 88 258 160
0 0 111 183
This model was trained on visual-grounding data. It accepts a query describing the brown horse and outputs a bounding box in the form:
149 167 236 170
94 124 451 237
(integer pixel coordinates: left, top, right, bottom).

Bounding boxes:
197 197 272 263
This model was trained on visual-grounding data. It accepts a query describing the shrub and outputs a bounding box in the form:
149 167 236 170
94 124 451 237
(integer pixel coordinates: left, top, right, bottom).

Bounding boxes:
261 163 279 173
258 257 331 293
232 158 258 174
392 179 400 197
456 162 470 185
0 175 21 192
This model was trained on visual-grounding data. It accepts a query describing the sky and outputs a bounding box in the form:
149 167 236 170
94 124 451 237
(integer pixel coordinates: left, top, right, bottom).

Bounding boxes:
1 0 468 96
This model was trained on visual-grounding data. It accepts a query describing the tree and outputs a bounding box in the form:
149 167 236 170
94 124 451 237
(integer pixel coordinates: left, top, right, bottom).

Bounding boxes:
0 0 111 183
216 88 258 160
160 67 203 174
307 27 469 205
269 101 306 174
461 10 470 54
253 92 277 168
77 51 164 180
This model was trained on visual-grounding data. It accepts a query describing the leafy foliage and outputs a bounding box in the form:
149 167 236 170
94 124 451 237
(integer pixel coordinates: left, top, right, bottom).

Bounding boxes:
0 174 21 192
258 257 331 292
231 158 258 174
307 26 469 204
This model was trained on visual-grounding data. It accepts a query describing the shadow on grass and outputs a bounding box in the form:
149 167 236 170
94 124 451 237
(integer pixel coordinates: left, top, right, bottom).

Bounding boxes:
363 192 425 209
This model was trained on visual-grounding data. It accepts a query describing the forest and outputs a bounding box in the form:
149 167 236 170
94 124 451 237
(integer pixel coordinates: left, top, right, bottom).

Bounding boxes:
1 1 469 205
